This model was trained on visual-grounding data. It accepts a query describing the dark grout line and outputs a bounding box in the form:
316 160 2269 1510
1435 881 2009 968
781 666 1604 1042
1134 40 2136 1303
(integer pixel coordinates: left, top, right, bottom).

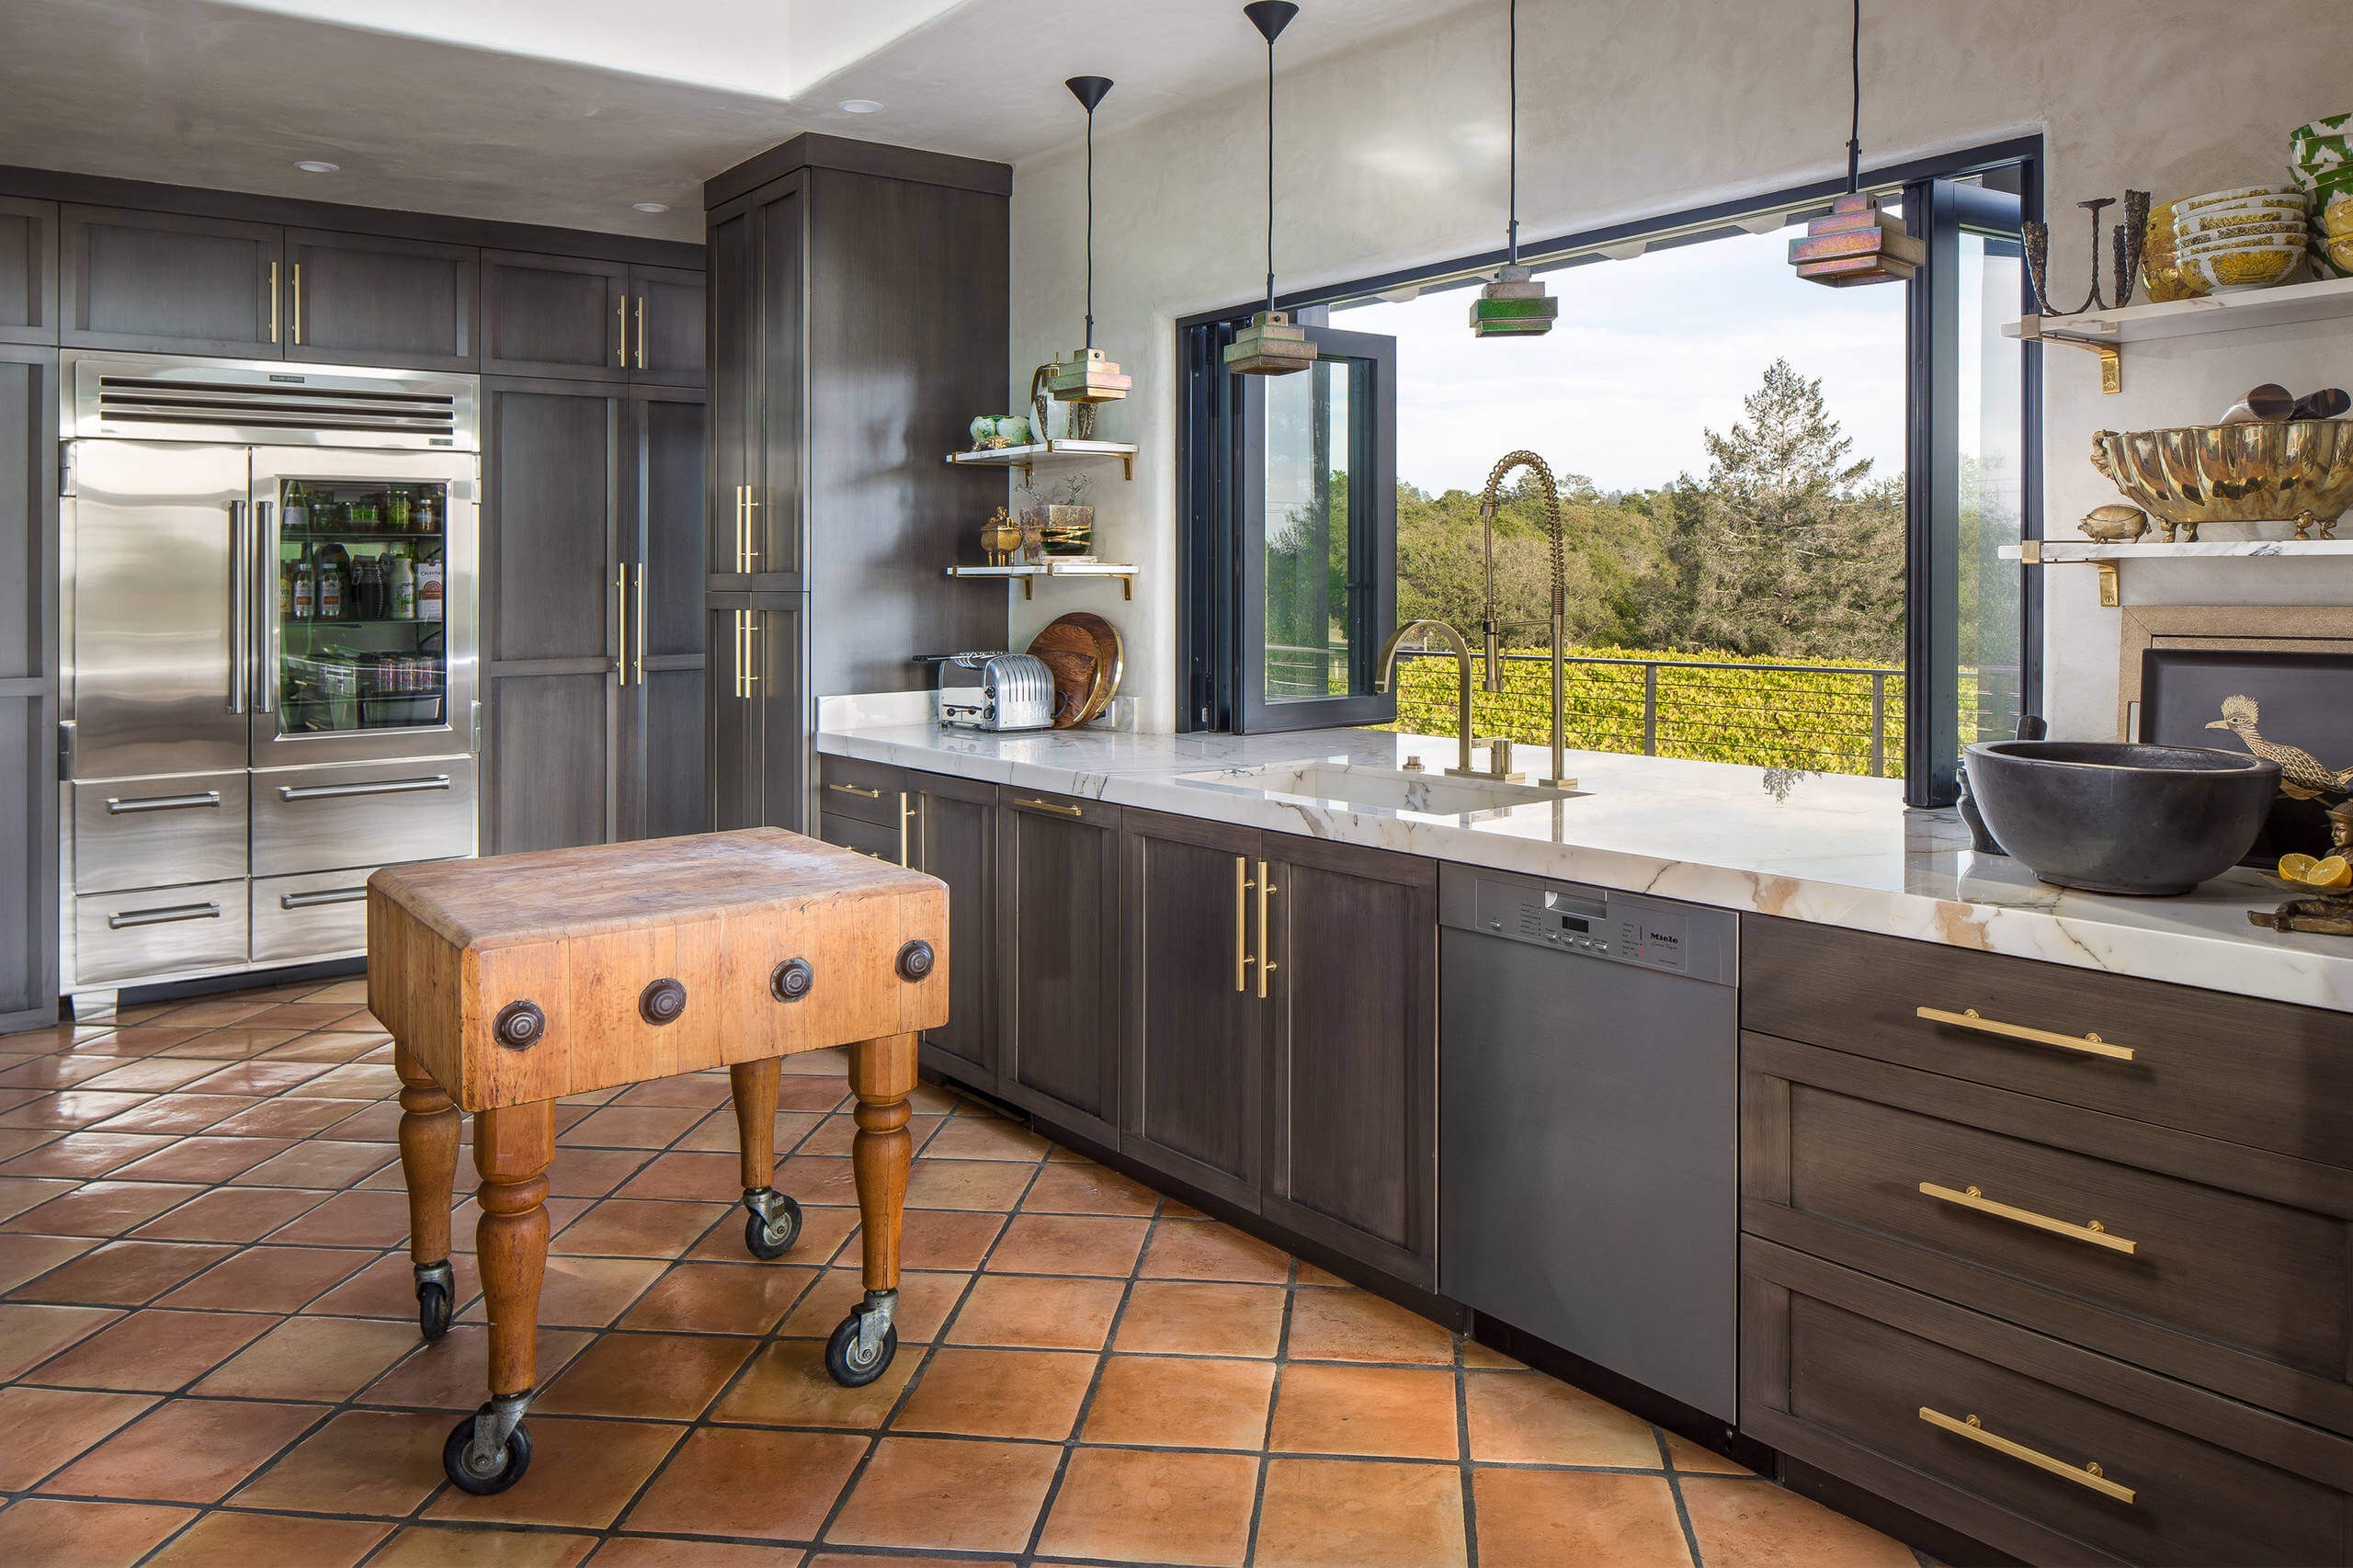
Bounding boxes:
1657 1423 1710 1568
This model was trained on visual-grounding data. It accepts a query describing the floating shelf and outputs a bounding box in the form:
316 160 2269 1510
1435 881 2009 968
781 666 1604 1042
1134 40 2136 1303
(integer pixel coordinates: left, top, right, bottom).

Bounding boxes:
943 561 1137 600
2000 536 2353 606
946 438 1137 482
2002 275 2353 395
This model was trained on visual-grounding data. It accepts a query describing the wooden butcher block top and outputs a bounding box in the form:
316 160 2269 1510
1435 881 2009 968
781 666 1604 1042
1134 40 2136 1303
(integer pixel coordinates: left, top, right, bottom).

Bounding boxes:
368 829 949 1111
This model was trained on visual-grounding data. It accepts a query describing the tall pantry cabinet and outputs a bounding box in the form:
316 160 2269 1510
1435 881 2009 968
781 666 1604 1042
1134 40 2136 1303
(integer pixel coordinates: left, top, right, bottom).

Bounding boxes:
702 137 1009 830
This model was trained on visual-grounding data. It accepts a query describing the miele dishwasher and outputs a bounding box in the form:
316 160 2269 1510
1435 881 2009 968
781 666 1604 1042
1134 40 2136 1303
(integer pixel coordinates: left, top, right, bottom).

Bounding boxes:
1438 864 1738 1422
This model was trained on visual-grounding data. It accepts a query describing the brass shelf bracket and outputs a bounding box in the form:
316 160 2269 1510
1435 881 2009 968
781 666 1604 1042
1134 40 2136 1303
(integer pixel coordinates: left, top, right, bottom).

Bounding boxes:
2018 314 2122 394
2017 540 2120 608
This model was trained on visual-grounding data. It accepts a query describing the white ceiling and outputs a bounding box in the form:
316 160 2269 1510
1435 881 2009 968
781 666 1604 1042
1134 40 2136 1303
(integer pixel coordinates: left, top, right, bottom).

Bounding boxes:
0 0 1484 242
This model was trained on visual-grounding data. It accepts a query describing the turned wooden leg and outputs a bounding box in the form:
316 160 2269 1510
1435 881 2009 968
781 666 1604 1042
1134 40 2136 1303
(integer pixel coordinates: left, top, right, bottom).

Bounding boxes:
394 1039 459 1267
473 1101 555 1402
848 1033 918 1294
729 1059 779 1193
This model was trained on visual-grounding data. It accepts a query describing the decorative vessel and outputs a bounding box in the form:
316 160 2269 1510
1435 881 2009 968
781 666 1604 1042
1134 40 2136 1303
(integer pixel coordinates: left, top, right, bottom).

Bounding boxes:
1963 741 2279 896
2175 244 2308 294
2091 420 2353 540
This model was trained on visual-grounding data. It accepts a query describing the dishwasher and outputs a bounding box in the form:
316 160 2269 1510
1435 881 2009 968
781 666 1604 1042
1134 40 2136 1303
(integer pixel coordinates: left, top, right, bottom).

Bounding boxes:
1438 864 1738 1422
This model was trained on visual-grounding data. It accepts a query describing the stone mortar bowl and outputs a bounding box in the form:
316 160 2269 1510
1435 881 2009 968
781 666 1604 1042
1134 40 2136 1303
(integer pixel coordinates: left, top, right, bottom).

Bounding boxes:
1963 740 2280 895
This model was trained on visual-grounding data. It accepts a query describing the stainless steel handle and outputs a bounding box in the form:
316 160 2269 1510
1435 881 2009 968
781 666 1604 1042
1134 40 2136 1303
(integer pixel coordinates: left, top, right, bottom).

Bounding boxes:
278 774 451 801
291 262 302 345
280 886 366 910
632 562 645 685
106 790 222 815
108 902 222 930
256 499 278 715
227 500 248 714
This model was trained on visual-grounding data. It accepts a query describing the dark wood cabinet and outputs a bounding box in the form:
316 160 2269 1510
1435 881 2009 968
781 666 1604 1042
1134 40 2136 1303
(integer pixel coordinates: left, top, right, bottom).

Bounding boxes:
705 179 802 586
1120 809 1266 1210
481 250 627 381
284 229 476 371
707 595 805 832
628 264 703 387
0 348 56 1034
60 205 281 358
618 386 709 840
909 770 997 1089
0 199 57 347
995 790 1121 1142
1260 835 1438 1284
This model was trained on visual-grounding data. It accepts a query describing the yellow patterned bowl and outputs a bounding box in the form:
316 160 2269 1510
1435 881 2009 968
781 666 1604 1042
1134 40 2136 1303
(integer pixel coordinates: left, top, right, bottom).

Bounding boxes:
2177 222 2308 252
2321 232 2353 275
2321 190 2353 239
2090 421 2353 535
2177 244 2309 294
2177 208 2309 239
2176 184 2302 212
2142 201 2197 301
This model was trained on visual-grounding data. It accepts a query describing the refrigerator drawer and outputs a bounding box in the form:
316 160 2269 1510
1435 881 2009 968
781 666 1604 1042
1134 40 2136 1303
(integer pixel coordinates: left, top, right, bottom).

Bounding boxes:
250 866 385 964
72 772 249 894
74 879 250 986
254 757 477 877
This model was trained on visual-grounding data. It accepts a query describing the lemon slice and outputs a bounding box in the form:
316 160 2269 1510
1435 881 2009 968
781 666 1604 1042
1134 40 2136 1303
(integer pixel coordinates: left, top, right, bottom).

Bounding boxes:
2280 852 2320 882
2310 857 2353 891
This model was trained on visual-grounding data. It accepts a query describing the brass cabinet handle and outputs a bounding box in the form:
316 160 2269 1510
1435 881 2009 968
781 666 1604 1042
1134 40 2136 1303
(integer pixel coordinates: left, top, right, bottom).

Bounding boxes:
267 261 279 343
737 610 759 699
899 791 916 868
742 490 760 567
614 566 629 685
827 782 882 799
1919 1182 2137 1255
1013 797 1084 817
291 262 302 344
1233 856 1254 993
617 294 626 362
632 562 645 685
634 296 644 369
1918 1407 2135 1505
1915 1006 2134 1062
1256 857 1278 998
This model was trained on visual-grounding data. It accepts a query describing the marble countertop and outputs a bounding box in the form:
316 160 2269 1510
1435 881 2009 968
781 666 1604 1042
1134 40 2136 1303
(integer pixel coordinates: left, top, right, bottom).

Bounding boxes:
815 707 2353 1014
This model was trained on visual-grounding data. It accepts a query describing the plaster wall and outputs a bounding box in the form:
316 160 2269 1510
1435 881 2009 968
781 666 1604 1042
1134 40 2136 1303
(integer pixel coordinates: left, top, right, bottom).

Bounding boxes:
1004 0 2353 740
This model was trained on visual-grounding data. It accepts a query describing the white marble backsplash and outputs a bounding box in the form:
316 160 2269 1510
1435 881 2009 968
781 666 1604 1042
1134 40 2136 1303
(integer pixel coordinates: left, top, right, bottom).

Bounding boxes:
816 717 2353 1015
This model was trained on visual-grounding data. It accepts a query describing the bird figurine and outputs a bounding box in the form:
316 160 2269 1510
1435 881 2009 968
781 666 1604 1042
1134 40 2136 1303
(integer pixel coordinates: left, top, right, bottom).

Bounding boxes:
2206 694 2353 801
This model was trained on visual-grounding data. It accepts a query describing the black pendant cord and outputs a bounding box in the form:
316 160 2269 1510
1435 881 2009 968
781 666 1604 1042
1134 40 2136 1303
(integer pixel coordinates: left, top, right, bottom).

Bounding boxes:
1846 0 1862 195
1084 108 1096 349
1264 32 1277 314
1506 0 1519 266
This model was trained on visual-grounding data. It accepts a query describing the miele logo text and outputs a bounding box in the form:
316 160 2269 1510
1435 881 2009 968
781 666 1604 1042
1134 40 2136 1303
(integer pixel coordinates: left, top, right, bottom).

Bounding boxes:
1645 928 1680 946
267 374 305 383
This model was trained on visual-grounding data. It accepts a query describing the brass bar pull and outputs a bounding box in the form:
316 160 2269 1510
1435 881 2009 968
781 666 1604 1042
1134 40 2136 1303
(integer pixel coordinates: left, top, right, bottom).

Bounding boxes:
742 492 759 566
634 297 644 369
617 294 626 362
1919 1182 2137 1255
267 261 279 344
1915 1006 2133 1062
1013 797 1084 817
291 262 302 344
632 563 645 685
1918 1407 2135 1505
828 782 882 799
1234 856 1253 993
899 791 915 868
1256 858 1278 998
739 612 759 698
614 566 629 685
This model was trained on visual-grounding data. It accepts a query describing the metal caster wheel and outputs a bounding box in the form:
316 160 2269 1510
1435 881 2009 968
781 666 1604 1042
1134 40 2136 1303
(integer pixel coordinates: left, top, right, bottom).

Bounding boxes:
741 1189 802 1261
416 1281 451 1343
825 1307 898 1387
443 1406 532 1495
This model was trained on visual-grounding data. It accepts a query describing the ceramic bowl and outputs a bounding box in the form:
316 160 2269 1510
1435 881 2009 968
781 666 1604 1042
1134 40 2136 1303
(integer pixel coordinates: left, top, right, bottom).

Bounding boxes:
2315 190 2353 237
2178 244 2309 293
2177 206 2308 239
2177 195 2306 226
2319 231 2353 278
1963 741 2278 896
2177 223 2309 253
2177 184 2302 213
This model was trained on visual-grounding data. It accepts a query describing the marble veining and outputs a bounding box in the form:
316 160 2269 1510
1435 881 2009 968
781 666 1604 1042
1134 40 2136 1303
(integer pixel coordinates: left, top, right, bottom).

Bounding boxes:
817 716 2353 1015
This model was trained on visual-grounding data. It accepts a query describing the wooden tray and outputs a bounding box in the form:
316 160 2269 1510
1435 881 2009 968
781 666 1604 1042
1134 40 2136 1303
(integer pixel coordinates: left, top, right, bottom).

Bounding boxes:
1027 612 1123 728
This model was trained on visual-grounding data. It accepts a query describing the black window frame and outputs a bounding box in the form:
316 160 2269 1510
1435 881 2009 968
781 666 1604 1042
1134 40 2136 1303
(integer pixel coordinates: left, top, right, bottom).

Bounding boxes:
1176 136 2043 808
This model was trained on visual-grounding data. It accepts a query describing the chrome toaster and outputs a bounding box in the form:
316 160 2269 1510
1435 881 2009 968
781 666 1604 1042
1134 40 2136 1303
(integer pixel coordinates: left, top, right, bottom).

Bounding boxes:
919 652 1056 732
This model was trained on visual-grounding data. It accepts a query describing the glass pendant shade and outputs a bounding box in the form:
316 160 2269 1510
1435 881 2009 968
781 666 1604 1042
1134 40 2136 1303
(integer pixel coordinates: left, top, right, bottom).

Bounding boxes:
1790 192 1923 285
1223 2 1314 377
1053 74 1129 403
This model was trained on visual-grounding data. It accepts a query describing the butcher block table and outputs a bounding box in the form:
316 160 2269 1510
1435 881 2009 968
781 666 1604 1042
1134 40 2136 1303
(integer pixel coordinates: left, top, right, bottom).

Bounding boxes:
368 828 949 1494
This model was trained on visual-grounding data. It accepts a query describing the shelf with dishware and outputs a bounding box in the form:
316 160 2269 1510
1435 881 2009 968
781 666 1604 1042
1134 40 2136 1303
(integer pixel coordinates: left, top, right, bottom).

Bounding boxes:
2004 274 2353 393
945 438 1137 483
2000 537 2353 607
941 560 1137 600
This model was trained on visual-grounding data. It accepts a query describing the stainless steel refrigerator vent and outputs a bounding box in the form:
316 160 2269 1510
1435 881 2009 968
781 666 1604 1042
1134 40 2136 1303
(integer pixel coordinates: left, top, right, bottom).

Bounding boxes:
72 356 479 450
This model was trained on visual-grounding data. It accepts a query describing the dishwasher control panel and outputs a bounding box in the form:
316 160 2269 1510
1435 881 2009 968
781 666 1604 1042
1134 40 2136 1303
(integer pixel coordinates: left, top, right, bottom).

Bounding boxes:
1455 869 1735 985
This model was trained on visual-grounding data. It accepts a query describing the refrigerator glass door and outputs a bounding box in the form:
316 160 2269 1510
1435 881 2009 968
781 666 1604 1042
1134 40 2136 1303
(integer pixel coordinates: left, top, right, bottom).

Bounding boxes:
250 449 478 767
69 441 253 779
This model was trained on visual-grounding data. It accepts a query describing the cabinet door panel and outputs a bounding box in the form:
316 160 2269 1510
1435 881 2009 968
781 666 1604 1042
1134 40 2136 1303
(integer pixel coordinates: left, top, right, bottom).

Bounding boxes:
1121 811 1262 1210
483 384 621 664
62 206 281 358
749 598 806 829
285 229 476 371
0 349 56 1031
486 672 610 853
751 190 803 579
630 264 704 386
912 773 996 1090
997 794 1120 1141
1264 837 1437 1282
0 199 58 347
638 393 707 659
481 251 626 381
634 665 707 840
706 202 754 583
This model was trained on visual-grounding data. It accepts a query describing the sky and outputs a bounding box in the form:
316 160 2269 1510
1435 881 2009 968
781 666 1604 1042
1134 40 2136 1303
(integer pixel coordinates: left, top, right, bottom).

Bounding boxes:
1331 224 1911 497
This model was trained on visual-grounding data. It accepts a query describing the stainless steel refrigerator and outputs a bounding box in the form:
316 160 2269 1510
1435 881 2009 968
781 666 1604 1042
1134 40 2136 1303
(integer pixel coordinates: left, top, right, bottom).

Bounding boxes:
59 354 481 1016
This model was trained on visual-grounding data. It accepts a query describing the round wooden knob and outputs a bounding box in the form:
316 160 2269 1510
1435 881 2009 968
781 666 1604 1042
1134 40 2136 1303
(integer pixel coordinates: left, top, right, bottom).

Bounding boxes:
639 977 688 1026
492 1000 544 1051
770 958 814 1002
896 940 935 983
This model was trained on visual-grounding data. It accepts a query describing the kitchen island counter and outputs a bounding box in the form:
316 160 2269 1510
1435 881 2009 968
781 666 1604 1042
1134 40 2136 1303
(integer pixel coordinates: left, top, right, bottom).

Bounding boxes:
816 711 2353 1014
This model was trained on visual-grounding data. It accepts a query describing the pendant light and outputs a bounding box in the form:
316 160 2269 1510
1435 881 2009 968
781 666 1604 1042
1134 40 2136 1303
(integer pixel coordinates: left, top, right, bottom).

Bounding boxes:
1788 0 1923 286
1223 1 1316 376
1046 75 1131 403
1470 0 1555 337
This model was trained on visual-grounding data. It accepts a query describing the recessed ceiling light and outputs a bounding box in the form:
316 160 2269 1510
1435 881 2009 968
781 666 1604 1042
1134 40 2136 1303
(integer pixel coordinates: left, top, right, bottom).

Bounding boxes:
836 98 883 114
632 202 669 213
293 160 339 174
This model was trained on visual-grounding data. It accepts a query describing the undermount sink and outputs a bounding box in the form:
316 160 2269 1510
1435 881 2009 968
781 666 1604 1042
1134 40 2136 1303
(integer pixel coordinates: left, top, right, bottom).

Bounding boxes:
1182 759 1585 816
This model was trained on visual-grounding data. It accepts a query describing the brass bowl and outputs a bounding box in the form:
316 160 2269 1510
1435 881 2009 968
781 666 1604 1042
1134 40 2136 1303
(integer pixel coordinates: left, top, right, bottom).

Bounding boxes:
2090 421 2353 533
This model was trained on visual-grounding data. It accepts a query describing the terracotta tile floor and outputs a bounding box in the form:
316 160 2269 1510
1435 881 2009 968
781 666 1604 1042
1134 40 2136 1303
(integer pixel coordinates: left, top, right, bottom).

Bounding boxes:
0 976 1930 1567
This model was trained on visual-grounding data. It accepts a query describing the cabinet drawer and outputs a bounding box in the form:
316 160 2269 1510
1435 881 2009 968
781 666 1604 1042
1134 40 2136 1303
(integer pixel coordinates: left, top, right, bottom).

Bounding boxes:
74 878 249 986
817 756 906 826
1745 1034 2353 1433
1745 1242 2353 1568
1741 915 2353 1169
254 758 476 877
251 866 381 963
818 810 902 865
72 772 247 894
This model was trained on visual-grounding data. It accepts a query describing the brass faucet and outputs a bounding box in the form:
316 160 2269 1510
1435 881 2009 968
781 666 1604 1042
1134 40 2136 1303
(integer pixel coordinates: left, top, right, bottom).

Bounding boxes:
1477 449 1569 788
1373 619 1482 778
